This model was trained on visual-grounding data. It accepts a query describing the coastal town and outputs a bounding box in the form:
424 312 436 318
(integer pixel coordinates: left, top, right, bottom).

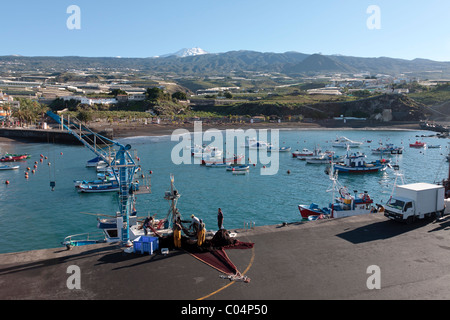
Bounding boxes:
3 0 450 306
1 54 450 136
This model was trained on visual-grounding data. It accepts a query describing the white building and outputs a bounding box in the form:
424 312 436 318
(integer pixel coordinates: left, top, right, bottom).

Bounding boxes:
61 96 118 106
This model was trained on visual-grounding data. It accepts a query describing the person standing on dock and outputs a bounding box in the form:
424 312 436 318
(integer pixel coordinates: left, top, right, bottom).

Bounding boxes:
218 208 224 230
173 219 182 248
197 219 206 246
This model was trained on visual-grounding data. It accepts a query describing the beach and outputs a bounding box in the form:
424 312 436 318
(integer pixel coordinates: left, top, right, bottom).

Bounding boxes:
88 121 424 139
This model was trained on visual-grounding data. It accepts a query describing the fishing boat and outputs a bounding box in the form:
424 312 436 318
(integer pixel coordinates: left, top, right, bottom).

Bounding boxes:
332 136 363 148
74 173 117 187
330 152 388 174
86 156 105 167
428 145 441 148
298 163 377 220
248 141 273 150
0 154 28 162
296 146 325 160
76 180 121 193
0 164 19 170
292 148 314 158
371 143 404 155
226 165 249 171
193 146 223 159
410 141 426 148
201 155 244 166
5 153 30 159
306 152 343 164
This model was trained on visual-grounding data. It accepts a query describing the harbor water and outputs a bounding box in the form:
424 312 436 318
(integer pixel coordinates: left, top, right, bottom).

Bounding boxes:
0 128 447 254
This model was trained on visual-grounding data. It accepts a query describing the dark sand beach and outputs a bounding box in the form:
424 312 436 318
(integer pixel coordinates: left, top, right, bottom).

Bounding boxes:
90 121 423 139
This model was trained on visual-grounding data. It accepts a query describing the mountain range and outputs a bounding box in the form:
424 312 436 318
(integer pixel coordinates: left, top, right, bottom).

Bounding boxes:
1 49 450 78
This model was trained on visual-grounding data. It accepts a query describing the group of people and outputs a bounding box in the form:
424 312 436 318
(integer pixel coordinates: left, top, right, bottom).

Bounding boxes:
173 208 225 248
142 208 225 249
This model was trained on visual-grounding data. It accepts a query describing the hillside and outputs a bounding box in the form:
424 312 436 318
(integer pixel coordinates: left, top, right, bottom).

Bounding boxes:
284 54 357 75
192 94 428 120
2 51 450 77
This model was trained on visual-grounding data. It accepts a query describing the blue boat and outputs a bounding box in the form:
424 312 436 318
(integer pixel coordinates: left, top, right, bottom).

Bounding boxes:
330 152 388 174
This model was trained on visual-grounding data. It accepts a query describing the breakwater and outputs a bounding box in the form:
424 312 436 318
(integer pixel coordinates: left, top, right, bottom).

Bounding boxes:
0 128 113 145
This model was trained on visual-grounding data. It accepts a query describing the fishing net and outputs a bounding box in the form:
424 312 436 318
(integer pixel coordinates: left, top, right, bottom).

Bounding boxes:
158 229 254 281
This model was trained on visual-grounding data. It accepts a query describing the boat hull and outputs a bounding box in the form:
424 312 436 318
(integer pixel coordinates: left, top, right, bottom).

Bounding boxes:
298 204 327 219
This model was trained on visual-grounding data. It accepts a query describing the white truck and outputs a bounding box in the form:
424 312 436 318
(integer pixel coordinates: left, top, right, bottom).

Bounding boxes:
384 182 445 224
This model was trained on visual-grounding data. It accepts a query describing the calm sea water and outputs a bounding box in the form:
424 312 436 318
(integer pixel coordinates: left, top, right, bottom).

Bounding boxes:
0 128 448 253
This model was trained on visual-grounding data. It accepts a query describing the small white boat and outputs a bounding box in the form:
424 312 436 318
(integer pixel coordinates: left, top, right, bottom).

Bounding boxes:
0 165 19 170
268 146 291 152
332 136 363 148
205 162 230 168
248 141 273 150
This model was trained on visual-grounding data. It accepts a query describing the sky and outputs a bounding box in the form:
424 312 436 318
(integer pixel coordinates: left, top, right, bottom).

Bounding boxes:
2 0 450 61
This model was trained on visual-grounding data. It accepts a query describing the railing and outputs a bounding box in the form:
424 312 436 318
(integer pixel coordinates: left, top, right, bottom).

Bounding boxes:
61 231 106 248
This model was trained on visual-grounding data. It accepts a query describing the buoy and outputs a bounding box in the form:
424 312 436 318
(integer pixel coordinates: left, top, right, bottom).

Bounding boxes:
60 152 63 156
5 180 9 184
287 170 291 174
48 162 51 166
26 167 30 171
34 161 38 164
39 158 43 163
44 156 47 160
32 170 35 174
34 165 37 168
149 170 153 174
263 165 266 169
40 154 43 158
253 163 256 166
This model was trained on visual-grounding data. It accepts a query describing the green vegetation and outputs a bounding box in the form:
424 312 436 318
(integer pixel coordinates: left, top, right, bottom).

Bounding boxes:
12 98 48 124
408 83 450 106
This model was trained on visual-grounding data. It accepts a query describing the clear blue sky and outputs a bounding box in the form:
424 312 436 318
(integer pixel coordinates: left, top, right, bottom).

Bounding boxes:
2 0 450 61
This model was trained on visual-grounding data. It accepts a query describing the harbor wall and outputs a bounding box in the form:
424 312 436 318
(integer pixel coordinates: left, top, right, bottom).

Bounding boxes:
0 128 113 145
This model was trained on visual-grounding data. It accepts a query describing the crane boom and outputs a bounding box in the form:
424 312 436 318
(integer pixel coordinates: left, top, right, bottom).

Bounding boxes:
47 110 142 245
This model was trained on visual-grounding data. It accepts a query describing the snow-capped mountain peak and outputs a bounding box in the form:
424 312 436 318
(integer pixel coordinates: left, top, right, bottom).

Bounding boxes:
159 47 209 58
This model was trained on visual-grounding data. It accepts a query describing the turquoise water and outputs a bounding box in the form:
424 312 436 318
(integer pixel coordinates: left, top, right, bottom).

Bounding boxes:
0 129 448 253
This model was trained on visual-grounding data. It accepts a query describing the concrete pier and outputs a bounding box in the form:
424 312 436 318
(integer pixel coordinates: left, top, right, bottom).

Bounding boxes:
0 127 113 144
2 213 450 301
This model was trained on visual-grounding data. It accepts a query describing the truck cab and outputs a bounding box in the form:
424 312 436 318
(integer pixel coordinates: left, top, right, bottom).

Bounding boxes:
385 197 416 223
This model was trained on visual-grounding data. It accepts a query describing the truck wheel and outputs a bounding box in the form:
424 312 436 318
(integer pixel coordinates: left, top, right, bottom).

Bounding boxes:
406 216 414 225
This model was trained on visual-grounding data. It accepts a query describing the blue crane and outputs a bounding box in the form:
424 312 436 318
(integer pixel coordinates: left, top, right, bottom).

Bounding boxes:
46 111 148 245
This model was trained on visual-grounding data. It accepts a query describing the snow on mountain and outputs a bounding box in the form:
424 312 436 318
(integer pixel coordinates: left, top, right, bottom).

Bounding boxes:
159 47 209 58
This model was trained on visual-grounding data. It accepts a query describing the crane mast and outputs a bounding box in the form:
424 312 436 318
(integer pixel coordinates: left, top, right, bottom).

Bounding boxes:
46 111 150 245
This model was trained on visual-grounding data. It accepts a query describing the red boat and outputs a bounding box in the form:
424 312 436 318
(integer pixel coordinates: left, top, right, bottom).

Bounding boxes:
409 141 426 148
0 155 28 162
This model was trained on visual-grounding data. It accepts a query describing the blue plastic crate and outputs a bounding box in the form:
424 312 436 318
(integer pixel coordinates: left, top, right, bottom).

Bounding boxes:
133 241 143 252
133 236 159 254
142 242 154 254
